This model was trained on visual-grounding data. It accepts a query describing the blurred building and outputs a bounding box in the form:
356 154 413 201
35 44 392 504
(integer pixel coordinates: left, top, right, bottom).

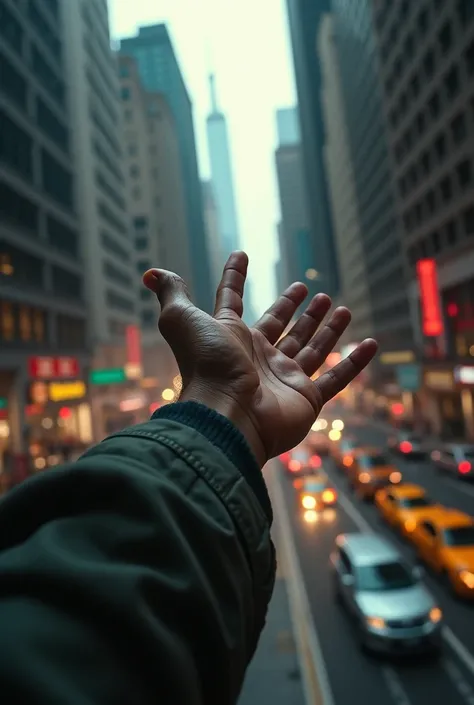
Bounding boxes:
318 15 372 344
117 55 183 410
331 0 413 384
62 0 145 440
202 180 223 293
275 108 319 309
119 24 214 313
372 0 474 438
285 0 339 297
0 0 93 469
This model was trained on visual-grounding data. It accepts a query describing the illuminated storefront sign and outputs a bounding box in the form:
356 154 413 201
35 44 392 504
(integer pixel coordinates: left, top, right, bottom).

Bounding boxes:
49 381 87 402
126 325 142 378
424 370 454 391
90 368 127 385
29 356 80 379
417 259 444 337
454 366 474 385
380 350 415 365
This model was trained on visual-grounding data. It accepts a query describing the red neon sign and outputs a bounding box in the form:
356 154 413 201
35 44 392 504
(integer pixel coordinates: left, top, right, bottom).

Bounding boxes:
416 259 444 337
28 357 80 379
126 325 142 366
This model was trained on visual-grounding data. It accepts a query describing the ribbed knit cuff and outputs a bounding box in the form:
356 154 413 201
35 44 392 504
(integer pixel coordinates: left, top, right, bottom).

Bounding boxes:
151 401 272 524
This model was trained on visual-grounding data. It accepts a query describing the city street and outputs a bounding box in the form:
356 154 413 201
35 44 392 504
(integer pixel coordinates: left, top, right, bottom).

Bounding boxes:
277 417 474 705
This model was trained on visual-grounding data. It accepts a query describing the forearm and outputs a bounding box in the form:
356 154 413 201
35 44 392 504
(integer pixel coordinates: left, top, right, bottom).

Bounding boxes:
0 413 275 705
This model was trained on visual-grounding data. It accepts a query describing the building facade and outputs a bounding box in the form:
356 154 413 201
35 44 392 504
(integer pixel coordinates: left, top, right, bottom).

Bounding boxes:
119 24 214 313
285 0 339 297
373 0 474 437
318 14 372 343
201 180 223 293
275 107 320 308
0 0 93 472
62 0 145 440
331 0 413 383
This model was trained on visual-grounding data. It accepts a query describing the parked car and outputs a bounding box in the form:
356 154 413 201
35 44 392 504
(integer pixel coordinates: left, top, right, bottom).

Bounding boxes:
331 533 443 653
388 431 426 458
431 444 474 479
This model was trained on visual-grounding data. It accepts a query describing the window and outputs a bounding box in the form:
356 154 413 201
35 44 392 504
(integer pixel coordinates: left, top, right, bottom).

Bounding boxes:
101 231 129 260
28 0 61 59
451 112 467 145
57 315 86 349
431 230 441 254
0 51 27 109
464 40 474 75
121 87 130 101
0 110 33 179
426 190 436 215
357 562 415 592
140 288 152 301
0 180 38 235
434 133 447 162
404 32 414 61
416 110 426 136
134 216 148 230
444 65 460 100
446 219 458 245
98 201 127 235
0 1 24 55
0 301 15 342
410 73 420 100
420 150 431 175
417 8 429 37
428 91 440 120
36 97 69 152
0 240 44 289
103 260 133 287
137 259 150 273
31 44 64 106
52 266 82 299
47 216 78 257
457 159 472 188
19 305 33 342
440 175 453 203
423 49 435 79
106 289 135 313
41 149 73 208
420 522 437 538
458 0 474 25
141 309 155 328
463 205 474 234
438 20 453 54
135 236 148 250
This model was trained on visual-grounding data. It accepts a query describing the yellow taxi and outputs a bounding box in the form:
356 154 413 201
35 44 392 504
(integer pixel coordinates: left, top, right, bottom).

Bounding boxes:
409 510 474 598
375 484 443 536
348 448 402 500
293 472 338 511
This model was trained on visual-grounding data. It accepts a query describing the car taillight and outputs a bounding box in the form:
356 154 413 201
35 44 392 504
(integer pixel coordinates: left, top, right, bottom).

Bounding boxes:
343 456 353 467
310 455 322 468
400 441 412 453
459 461 472 474
288 459 302 472
279 452 291 465
322 488 337 504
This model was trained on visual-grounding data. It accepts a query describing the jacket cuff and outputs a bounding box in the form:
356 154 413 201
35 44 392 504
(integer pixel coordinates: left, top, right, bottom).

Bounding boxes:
151 401 272 523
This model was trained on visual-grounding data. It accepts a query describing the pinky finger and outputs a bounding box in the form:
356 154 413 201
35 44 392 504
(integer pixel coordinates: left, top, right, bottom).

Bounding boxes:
313 339 378 405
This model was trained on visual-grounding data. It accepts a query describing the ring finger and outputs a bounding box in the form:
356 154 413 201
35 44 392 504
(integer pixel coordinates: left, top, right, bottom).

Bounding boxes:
276 293 331 358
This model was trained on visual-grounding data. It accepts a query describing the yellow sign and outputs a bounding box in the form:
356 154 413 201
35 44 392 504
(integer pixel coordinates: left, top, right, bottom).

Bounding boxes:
125 363 142 380
49 381 87 402
380 351 415 365
424 371 454 391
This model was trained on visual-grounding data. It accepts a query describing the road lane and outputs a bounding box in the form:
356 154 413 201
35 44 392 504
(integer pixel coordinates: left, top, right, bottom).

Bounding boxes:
279 423 474 705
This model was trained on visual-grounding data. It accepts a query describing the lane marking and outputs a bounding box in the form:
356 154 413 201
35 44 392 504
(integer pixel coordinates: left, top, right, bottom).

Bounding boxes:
443 658 474 705
326 467 474 680
381 667 412 705
269 464 335 705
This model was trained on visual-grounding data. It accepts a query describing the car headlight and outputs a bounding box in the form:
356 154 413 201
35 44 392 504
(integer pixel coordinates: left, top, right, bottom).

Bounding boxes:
302 495 316 510
429 607 443 623
389 471 402 484
366 616 386 630
458 570 474 589
359 472 371 484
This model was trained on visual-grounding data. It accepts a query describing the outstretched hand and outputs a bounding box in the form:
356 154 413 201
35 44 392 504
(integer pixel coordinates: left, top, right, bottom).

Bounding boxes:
143 252 377 467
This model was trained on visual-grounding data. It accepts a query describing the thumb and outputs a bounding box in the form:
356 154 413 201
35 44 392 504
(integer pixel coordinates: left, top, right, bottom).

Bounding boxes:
143 269 195 337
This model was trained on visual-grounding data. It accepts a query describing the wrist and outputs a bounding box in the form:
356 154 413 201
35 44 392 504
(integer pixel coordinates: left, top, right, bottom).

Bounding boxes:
180 384 267 467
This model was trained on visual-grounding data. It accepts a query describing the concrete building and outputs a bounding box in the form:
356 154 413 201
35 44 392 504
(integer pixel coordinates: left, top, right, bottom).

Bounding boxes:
0 0 93 469
275 108 319 309
372 0 474 437
285 0 339 297
202 180 223 293
119 24 214 313
62 0 144 440
318 14 372 343
331 0 413 378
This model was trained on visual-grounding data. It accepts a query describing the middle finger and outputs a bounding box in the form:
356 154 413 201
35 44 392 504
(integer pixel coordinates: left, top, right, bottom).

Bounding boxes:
294 307 352 376
276 293 331 358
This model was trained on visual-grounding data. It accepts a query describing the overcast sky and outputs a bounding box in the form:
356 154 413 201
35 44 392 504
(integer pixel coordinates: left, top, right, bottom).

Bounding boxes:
109 0 296 313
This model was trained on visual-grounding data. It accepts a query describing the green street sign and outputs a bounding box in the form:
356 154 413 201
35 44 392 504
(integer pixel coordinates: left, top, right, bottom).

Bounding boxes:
0 398 7 410
89 368 126 385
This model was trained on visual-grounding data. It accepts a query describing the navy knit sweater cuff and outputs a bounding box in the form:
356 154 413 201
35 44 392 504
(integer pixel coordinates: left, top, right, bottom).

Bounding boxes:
151 401 272 524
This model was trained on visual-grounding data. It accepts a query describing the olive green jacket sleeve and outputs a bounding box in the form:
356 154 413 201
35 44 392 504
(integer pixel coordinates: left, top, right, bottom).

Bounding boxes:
0 402 275 705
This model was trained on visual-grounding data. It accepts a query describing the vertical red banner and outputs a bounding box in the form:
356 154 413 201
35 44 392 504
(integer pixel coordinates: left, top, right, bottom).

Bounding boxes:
416 259 444 337
126 325 142 366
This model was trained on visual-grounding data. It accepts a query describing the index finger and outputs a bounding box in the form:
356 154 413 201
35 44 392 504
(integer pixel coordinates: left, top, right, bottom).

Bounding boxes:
214 251 248 321
313 339 378 405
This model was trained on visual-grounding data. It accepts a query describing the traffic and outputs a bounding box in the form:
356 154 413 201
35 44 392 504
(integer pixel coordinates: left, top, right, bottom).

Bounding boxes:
278 409 474 704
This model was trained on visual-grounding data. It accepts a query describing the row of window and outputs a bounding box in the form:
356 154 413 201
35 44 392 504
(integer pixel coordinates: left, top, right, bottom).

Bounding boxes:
106 289 135 313
0 49 27 110
100 231 129 262
97 201 127 236
95 171 126 212
36 97 69 153
407 217 461 264
92 139 124 186
103 260 133 288
47 216 79 258
0 299 47 345
400 148 472 204
31 42 65 107
28 0 61 61
0 0 23 58
90 108 122 159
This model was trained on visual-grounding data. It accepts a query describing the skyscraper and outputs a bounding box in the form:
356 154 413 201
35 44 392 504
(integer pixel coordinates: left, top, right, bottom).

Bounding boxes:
119 25 213 313
285 0 339 297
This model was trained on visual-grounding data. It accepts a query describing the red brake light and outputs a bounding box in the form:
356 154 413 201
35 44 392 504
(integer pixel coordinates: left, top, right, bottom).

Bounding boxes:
459 461 472 475
279 452 291 465
288 459 302 472
310 455 322 468
400 441 412 453
322 488 337 504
